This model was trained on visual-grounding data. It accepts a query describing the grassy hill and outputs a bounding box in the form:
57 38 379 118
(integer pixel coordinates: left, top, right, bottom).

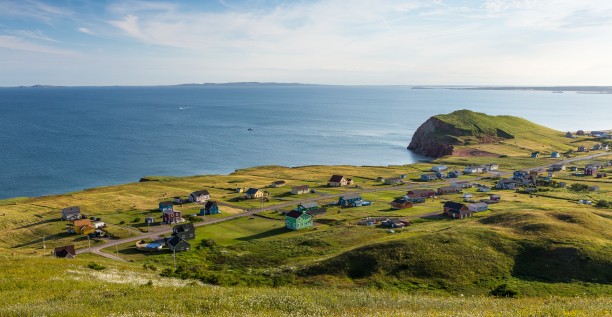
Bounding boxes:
409 109 601 157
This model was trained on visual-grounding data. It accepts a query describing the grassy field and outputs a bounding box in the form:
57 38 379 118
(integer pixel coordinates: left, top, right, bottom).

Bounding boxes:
0 255 610 316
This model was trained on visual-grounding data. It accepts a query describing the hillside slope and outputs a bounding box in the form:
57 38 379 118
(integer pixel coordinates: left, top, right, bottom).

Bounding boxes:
408 110 584 157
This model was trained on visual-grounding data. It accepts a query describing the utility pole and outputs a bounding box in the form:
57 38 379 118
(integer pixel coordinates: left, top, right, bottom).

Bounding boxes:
173 247 176 271
88 235 91 254
42 235 45 256
115 244 119 259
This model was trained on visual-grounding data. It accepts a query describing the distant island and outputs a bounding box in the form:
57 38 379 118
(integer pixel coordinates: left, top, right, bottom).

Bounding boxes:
413 86 612 94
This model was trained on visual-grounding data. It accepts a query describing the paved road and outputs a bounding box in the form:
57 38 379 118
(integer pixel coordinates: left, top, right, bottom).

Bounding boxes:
77 152 610 261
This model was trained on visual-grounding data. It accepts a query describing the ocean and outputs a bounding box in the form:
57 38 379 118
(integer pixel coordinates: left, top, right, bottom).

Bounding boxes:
0 85 610 199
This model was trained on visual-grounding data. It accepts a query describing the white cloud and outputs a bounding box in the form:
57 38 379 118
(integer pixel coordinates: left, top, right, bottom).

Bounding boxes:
78 27 94 35
0 35 77 55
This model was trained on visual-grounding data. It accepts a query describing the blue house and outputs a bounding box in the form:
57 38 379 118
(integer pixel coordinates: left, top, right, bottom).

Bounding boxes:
159 201 173 212
447 170 461 178
551 151 560 158
421 174 437 181
513 171 529 180
531 151 540 158
338 194 363 207
199 201 220 215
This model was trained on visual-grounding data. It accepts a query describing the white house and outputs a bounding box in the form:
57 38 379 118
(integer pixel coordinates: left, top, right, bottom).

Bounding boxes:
189 190 211 203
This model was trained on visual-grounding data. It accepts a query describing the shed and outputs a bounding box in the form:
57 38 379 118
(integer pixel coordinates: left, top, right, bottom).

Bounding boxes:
54 245 76 258
468 202 489 212
390 198 413 210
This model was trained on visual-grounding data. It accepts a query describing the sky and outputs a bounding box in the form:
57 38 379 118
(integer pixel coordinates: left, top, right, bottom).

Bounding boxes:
1 0 612 86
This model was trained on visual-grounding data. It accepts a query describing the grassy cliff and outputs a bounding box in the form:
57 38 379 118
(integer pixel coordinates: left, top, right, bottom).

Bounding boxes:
408 110 596 157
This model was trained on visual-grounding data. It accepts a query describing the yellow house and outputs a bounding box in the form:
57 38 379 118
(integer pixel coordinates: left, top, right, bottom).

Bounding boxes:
73 219 93 234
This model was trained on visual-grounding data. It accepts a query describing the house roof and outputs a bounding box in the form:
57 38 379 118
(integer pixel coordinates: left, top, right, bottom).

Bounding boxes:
173 223 195 233
205 200 217 209
469 202 488 208
54 245 76 257
73 219 91 227
159 201 173 206
392 198 408 204
299 201 318 209
245 188 260 195
292 185 309 191
329 175 345 182
62 206 81 214
443 201 467 210
191 190 210 196
286 210 308 219
167 236 189 247
340 193 361 200
163 209 179 215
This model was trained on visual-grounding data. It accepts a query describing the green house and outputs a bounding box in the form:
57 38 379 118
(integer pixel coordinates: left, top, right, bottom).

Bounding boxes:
285 210 313 230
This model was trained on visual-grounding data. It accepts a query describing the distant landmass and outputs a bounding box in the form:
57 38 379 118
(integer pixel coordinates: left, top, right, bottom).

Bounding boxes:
413 86 612 94
10 82 317 88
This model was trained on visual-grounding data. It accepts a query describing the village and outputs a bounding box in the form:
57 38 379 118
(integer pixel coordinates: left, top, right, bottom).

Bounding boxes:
50 140 611 260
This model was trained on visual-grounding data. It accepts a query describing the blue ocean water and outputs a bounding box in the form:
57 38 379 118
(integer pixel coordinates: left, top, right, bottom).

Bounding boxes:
0 85 610 199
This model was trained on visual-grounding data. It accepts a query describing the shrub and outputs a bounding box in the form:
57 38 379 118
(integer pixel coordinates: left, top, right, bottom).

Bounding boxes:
87 262 106 271
490 283 519 298
595 200 610 208
133 217 141 223
119 221 125 225
569 183 589 192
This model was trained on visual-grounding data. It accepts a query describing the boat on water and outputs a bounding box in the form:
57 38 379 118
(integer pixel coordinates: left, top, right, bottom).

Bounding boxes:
552 91 564 93
248 128 254 131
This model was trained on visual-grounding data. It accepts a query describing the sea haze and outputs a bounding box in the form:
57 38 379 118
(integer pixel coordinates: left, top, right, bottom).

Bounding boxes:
0 85 610 199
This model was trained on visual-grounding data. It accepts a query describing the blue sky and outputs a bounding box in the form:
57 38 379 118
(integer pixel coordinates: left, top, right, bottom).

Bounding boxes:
1 0 612 86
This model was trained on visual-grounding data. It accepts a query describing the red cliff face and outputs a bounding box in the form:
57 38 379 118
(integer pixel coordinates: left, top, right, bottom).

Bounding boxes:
407 117 468 158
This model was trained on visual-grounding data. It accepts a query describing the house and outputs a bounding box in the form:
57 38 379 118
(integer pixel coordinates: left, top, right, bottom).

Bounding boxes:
576 130 585 136
588 186 600 191
485 164 499 171
291 185 310 195
145 217 155 224
166 236 190 252
596 173 607 178
464 166 484 174
54 245 76 258
328 175 350 187
172 223 196 241
189 190 210 203
577 145 587 152
381 218 410 228
404 196 426 203
431 165 448 172
162 209 182 224
592 144 602 151
601 144 610 150
550 163 566 171
495 179 517 190
566 131 573 138
390 198 413 210
447 170 461 178
584 165 597 176
296 201 320 212
399 174 407 179
406 189 436 198
443 201 471 219
489 194 501 202
450 181 472 189
199 201 220 215
531 151 540 158
159 201 173 212
244 188 264 199
437 186 461 195
477 186 491 192
551 151 560 158
270 180 286 188
72 219 93 234
513 171 529 180
463 193 472 199
92 221 106 229
61 206 81 221
285 210 313 230
338 194 363 207
384 177 403 185
558 182 567 188
468 202 489 212
569 166 578 171
420 173 437 181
